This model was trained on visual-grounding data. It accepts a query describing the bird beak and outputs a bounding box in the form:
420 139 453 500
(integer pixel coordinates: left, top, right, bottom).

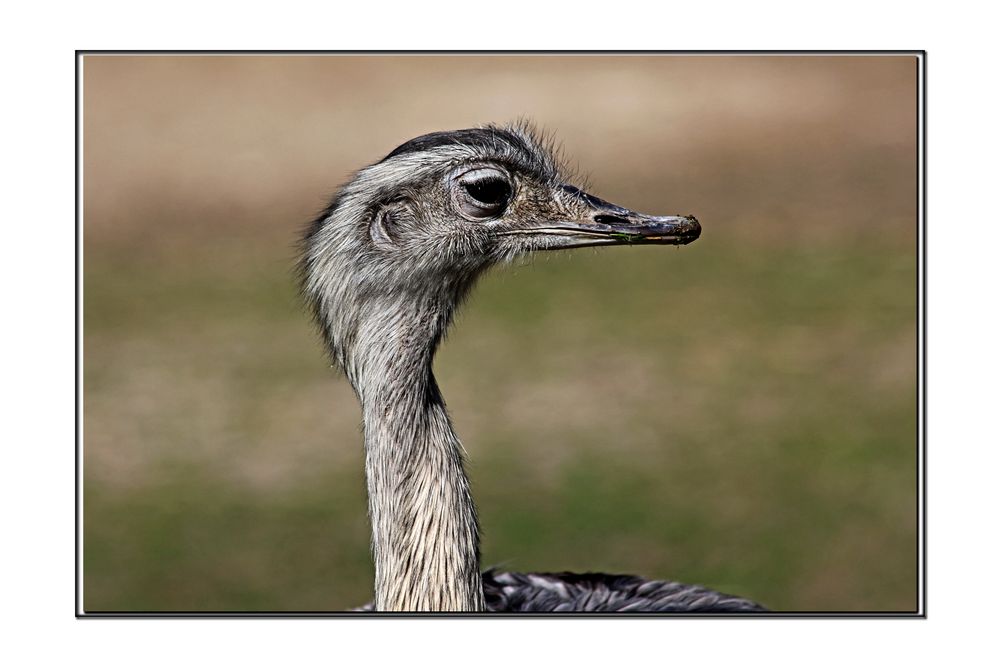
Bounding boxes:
504 184 701 250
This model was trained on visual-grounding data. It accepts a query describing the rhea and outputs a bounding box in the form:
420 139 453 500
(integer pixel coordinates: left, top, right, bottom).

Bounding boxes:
300 124 764 612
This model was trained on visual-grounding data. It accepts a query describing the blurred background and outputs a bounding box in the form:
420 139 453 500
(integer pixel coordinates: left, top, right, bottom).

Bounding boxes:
82 54 917 612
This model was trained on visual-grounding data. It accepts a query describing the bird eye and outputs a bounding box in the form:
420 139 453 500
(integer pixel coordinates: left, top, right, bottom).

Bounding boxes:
464 178 510 206
454 168 512 219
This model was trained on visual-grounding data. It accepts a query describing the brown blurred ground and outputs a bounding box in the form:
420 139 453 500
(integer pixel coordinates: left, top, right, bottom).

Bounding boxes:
82 54 917 612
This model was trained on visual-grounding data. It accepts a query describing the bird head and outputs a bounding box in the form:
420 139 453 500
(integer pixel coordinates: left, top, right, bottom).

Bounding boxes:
300 123 700 375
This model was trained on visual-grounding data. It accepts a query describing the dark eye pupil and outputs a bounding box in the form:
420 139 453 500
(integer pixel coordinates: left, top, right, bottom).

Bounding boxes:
464 178 511 206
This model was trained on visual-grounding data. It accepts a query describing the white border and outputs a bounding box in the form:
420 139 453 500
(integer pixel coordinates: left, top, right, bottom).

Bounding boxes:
9 2 1000 662
916 52 925 616
76 56 85 618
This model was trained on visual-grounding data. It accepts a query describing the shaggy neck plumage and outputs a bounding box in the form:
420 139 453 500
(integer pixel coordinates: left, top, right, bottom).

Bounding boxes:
344 291 485 612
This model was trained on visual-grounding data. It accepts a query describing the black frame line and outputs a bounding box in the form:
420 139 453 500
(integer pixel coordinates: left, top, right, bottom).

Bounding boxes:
75 49 927 619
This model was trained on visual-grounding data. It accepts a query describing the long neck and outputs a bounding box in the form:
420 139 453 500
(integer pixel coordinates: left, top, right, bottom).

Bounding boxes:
349 296 485 612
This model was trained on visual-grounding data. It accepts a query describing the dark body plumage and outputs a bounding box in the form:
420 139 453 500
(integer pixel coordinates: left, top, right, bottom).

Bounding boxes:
483 571 766 613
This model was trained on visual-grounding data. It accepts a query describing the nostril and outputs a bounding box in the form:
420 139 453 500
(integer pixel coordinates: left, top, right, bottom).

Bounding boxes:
594 214 629 225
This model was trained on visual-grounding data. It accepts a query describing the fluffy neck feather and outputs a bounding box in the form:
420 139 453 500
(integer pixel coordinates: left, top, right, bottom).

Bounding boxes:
349 292 485 612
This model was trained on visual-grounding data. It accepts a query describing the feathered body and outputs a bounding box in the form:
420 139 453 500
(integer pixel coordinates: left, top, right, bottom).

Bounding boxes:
300 123 763 612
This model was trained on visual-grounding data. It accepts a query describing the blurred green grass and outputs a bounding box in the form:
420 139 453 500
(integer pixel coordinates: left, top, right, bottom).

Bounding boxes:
83 235 916 612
